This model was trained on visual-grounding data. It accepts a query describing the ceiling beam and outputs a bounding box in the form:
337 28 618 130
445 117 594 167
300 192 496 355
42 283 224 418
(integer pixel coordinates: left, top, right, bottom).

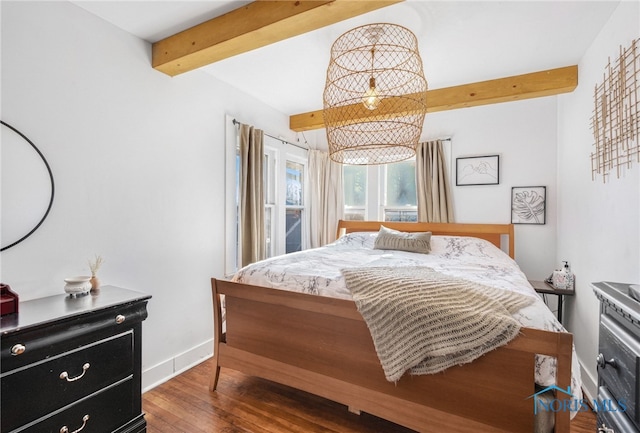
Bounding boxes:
152 0 403 77
290 65 578 132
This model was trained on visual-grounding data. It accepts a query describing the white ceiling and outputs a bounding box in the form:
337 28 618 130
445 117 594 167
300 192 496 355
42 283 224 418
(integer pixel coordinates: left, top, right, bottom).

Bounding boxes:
70 0 620 116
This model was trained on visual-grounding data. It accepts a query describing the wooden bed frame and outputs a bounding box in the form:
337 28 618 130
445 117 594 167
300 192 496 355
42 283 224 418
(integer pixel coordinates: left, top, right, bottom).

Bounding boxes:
210 221 573 432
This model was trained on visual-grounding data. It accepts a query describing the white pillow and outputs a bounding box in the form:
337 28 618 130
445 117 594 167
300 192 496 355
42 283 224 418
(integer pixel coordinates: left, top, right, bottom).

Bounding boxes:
332 231 377 248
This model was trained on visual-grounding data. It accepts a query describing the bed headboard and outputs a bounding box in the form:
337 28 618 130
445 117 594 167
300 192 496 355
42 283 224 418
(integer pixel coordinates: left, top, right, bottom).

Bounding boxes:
336 220 516 259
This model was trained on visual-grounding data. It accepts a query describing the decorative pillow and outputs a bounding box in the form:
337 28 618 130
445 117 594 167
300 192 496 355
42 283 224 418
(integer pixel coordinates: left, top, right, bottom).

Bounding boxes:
373 225 432 254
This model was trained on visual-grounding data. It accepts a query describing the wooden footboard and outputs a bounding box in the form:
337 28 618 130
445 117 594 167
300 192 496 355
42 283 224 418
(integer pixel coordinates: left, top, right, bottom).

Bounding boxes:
210 278 573 433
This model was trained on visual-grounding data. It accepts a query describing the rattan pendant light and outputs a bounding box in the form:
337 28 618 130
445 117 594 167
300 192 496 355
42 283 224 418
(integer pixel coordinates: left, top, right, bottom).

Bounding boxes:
323 23 428 165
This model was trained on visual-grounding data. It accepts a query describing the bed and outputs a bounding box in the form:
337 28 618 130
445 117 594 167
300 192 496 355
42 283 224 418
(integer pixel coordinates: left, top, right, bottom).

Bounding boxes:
210 220 579 432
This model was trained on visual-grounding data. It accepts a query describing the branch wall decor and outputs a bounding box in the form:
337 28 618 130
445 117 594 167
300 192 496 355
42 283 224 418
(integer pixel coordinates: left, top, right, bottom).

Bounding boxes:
590 38 640 182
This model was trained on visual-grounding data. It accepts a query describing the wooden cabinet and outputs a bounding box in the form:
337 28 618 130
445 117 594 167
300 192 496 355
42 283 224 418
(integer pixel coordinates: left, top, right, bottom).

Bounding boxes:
0 286 150 433
593 281 640 433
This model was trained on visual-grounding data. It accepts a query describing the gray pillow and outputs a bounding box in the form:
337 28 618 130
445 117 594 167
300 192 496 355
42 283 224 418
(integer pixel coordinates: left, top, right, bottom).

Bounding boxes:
373 225 432 254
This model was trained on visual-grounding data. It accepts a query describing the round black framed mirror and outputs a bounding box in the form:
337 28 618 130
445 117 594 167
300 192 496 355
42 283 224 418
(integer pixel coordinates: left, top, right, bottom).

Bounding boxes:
1 121 55 251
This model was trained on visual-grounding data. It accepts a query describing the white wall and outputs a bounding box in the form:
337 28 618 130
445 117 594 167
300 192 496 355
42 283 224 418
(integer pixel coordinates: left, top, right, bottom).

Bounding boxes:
557 0 640 399
0 1 298 389
313 97 560 280
424 98 559 280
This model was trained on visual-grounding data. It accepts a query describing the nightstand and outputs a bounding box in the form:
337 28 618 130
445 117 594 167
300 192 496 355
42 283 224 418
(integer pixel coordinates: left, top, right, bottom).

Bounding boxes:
529 280 574 324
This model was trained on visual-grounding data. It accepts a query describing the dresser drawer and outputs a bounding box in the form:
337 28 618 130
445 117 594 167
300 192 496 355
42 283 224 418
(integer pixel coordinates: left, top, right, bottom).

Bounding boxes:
599 314 640 427
13 376 136 433
1 331 134 433
1 301 146 373
597 386 638 433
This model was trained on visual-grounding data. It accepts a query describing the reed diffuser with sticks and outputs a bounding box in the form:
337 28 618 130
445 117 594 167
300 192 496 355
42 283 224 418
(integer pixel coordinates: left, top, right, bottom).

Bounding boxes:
88 254 104 293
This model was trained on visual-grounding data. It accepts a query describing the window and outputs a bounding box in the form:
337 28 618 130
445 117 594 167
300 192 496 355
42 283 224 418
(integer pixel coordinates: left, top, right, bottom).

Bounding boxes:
382 160 417 222
343 159 417 221
263 137 308 257
285 161 304 253
264 148 277 258
224 116 308 275
343 165 367 221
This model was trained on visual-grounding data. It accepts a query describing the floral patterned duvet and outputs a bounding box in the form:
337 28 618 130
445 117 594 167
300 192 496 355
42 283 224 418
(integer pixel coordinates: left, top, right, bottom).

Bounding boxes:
232 231 583 407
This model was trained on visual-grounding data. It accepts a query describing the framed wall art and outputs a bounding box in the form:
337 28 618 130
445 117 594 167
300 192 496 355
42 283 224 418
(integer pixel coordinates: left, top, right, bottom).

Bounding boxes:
456 155 499 186
511 186 546 225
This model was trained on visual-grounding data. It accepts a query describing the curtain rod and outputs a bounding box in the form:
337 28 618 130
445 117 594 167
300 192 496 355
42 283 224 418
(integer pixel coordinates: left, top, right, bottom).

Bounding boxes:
232 119 308 151
232 119 449 149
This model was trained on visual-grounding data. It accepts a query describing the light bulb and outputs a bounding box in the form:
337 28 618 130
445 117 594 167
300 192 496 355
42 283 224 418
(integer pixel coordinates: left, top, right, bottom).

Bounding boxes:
362 77 380 110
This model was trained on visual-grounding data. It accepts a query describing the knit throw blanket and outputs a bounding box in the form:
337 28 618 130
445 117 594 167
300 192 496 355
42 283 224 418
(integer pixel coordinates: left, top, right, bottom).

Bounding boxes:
341 266 535 382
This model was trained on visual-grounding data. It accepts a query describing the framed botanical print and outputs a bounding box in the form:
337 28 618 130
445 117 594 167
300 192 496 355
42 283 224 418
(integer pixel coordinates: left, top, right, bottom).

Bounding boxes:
511 186 546 224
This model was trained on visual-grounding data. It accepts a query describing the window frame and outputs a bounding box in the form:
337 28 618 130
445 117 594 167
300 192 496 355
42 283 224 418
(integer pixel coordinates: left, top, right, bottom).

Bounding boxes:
342 142 453 223
225 117 309 275
379 160 418 222
261 137 309 257
343 165 368 221
264 146 278 259
343 158 418 222
284 158 306 254
224 115 240 276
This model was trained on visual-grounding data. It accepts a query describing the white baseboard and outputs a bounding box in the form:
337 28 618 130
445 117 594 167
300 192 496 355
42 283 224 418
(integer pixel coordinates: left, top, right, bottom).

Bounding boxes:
142 338 213 393
577 354 597 401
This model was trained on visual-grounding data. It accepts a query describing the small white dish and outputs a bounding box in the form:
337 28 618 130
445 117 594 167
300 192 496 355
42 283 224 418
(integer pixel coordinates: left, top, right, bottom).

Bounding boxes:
64 276 91 284
64 276 92 297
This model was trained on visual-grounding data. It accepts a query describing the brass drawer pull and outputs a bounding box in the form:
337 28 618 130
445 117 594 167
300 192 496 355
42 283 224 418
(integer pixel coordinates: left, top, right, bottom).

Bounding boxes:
60 414 89 433
115 314 126 324
59 363 90 382
11 344 26 356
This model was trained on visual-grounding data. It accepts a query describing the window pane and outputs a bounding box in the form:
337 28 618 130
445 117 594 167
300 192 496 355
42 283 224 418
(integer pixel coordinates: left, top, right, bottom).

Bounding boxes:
385 161 416 207
286 209 303 253
264 153 276 205
384 209 417 222
286 161 304 206
343 165 367 207
344 209 366 221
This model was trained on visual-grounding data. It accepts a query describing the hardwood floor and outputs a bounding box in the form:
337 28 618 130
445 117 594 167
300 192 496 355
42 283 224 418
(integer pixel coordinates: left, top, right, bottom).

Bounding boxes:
143 358 596 432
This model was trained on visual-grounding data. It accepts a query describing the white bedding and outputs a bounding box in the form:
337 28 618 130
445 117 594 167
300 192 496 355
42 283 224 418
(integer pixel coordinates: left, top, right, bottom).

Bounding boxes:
232 231 583 409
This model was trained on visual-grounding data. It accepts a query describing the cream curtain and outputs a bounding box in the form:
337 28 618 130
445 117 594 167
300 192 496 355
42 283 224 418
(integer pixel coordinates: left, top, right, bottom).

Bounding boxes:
309 149 344 248
239 123 265 266
416 140 453 223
